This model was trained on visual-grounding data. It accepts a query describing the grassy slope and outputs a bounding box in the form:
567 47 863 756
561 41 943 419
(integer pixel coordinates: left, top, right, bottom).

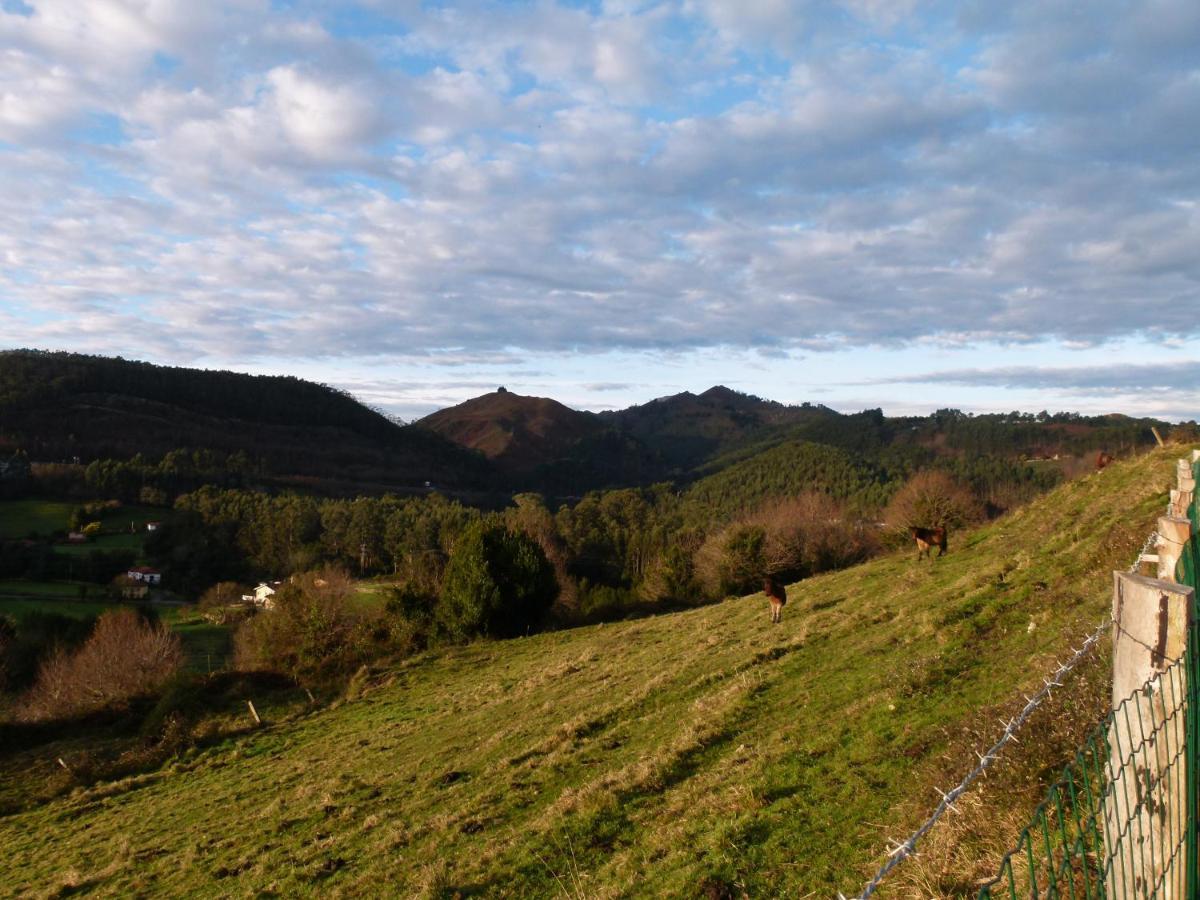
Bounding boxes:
0 450 1180 898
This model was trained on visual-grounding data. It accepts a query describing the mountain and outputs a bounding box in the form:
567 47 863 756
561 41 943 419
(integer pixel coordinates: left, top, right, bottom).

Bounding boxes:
598 385 828 473
0 350 492 494
419 388 601 468
0 447 1175 896
417 388 662 492
0 351 1176 499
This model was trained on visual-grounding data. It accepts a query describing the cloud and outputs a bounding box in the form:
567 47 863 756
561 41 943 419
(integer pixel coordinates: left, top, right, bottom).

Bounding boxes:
864 361 1200 395
0 0 1197 375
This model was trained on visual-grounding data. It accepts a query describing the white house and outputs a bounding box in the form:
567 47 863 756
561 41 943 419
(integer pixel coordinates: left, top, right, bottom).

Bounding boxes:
127 566 162 585
243 582 280 610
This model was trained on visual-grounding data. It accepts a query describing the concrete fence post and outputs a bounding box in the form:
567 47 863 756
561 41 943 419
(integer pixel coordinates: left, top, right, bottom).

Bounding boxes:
1178 458 1196 517
1106 571 1194 899
1157 516 1193 583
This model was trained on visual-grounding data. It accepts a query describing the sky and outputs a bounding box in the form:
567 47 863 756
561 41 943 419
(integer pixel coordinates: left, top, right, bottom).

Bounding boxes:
1 0 1198 421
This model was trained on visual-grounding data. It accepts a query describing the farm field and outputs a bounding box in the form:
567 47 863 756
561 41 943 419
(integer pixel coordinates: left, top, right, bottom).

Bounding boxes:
0 500 74 539
0 596 115 620
53 532 145 555
0 579 94 599
0 448 1183 897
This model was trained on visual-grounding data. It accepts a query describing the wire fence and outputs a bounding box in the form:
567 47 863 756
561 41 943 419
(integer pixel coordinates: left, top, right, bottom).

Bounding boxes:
977 455 1200 900
976 652 1191 899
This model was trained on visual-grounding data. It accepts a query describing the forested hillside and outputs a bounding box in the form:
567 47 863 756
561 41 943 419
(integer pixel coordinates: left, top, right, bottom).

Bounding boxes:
0 350 492 493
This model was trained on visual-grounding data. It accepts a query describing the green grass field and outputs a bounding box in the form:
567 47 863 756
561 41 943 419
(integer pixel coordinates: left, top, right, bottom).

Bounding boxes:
0 597 114 620
0 449 1184 897
0 500 74 539
0 579 95 599
167 611 235 673
53 531 147 557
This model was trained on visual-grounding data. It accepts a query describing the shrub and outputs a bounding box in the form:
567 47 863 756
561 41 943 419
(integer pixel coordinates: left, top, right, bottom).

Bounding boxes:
751 493 877 580
884 470 983 537
0 611 96 695
436 522 558 641
18 608 183 722
639 535 702 605
233 568 376 681
695 524 767 598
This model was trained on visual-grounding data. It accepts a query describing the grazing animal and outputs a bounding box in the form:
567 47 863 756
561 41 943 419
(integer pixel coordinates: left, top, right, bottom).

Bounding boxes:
1096 451 1114 470
763 576 787 624
910 525 948 560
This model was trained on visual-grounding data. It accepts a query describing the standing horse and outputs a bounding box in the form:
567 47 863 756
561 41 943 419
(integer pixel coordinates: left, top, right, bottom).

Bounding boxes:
910 526 948 560
763 576 787 624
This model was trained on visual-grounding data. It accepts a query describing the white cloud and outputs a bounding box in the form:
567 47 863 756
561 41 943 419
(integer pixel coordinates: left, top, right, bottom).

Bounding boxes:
0 0 1196 417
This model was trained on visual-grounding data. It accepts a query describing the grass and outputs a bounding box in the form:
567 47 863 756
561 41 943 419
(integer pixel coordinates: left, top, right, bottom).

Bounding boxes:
353 580 400 610
0 597 115 620
0 500 74 539
0 579 96 599
0 448 1186 897
53 531 147 557
166 611 235 674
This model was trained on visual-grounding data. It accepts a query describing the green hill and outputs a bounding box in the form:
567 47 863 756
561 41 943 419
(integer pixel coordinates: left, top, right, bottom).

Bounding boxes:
681 440 890 522
0 449 1180 896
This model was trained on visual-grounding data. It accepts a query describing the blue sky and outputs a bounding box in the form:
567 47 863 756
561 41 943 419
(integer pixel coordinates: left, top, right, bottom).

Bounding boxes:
1 0 1197 420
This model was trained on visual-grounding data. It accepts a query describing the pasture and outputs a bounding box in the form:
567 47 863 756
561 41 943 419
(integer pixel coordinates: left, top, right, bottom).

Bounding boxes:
0 448 1179 897
0 579 92 599
0 500 74 539
53 532 146 557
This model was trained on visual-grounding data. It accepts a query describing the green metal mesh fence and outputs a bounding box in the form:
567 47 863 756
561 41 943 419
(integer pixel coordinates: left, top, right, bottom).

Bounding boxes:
979 459 1200 899
977 654 1191 899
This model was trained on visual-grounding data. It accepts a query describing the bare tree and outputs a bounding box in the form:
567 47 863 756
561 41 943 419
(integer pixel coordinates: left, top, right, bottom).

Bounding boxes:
19 608 183 721
884 470 983 536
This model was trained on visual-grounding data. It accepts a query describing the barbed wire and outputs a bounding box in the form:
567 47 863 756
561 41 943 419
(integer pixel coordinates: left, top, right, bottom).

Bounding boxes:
847 520 1163 900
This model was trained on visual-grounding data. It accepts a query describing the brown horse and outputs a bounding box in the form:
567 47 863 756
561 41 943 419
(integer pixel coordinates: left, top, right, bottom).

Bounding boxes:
1096 451 1114 470
763 576 787 624
910 526 947 560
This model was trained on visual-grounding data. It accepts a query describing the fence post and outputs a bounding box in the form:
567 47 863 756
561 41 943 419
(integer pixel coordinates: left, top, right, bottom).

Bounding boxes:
1108 571 1195 899
1158 516 1193 583
1176 460 1196 518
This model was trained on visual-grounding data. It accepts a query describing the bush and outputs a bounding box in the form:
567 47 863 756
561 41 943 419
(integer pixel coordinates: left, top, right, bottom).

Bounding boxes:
884 470 983 537
751 493 877 580
233 568 376 681
436 522 559 641
17 608 183 722
1 611 97 696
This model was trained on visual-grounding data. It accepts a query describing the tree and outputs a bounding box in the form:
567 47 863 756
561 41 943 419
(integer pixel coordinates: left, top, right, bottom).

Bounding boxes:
233 568 371 680
884 470 982 535
18 608 182 721
505 493 577 614
436 522 558 641
696 524 767 598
